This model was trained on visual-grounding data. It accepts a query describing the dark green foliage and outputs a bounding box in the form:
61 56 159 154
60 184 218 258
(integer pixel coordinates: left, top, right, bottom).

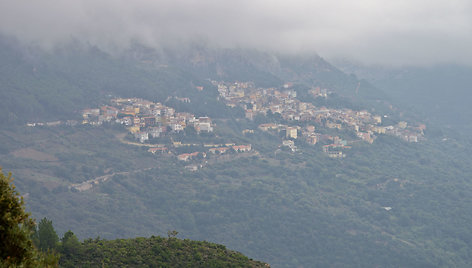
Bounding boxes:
58 234 267 268
0 168 36 266
59 231 81 259
0 168 58 267
35 218 59 252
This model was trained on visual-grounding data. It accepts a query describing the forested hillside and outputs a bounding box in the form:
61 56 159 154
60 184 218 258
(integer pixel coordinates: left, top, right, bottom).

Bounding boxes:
2 37 472 267
59 235 267 267
1 168 267 267
0 36 388 126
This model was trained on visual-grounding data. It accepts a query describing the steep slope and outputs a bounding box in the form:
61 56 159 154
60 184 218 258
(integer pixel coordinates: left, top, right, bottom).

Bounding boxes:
4 123 472 267
0 37 229 124
332 60 472 134
3 39 472 267
0 37 391 126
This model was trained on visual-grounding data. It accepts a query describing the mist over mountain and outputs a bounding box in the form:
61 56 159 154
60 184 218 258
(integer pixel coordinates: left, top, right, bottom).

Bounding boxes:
332 59 472 134
1 33 472 267
1 0 472 66
0 35 388 125
2 2 472 267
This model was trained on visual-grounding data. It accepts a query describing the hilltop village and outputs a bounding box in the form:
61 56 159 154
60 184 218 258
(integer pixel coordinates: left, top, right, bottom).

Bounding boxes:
26 81 425 164
78 98 252 169
214 80 425 157
82 97 215 143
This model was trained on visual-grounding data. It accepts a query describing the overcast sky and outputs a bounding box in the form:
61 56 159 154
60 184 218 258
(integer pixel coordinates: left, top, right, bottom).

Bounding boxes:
1 0 471 65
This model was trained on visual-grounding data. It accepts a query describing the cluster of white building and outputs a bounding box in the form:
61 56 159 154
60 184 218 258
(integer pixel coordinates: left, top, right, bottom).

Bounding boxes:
214 80 425 157
82 98 214 143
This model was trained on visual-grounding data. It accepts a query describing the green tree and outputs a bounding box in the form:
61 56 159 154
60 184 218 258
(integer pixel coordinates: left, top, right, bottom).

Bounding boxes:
36 218 59 252
60 230 80 255
0 168 58 267
0 168 36 266
58 230 80 267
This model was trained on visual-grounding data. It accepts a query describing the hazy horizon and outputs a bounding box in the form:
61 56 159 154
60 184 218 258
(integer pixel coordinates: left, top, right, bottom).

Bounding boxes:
1 0 471 66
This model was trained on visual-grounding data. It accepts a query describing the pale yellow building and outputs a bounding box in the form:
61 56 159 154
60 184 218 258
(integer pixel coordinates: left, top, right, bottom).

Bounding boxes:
286 127 298 139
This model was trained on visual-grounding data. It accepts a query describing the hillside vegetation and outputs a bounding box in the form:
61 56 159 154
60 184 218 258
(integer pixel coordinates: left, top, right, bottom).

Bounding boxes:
3 37 472 267
1 168 267 267
59 235 267 268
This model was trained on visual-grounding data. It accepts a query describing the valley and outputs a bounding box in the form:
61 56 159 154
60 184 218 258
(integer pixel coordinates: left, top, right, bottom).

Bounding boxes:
1 40 472 267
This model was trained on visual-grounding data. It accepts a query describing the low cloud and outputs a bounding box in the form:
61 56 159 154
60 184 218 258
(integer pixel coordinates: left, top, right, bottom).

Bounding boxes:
1 0 471 65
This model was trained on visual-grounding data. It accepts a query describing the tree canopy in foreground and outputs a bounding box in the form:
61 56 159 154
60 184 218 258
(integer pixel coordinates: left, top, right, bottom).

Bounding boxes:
0 168 57 267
